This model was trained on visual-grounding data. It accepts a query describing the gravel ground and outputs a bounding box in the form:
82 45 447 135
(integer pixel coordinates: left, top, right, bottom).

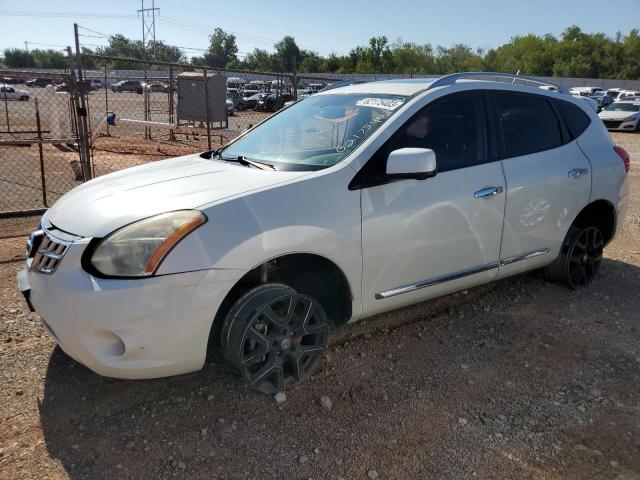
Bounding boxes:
0 132 639 480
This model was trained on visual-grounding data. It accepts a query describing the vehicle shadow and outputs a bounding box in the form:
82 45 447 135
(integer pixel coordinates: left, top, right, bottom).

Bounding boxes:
38 257 640 479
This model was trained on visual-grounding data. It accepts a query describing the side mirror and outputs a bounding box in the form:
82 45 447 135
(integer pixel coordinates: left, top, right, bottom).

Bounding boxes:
386 148 437 180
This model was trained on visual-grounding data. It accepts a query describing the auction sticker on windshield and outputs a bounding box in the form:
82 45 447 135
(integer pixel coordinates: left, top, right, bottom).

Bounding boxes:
355 97 405 111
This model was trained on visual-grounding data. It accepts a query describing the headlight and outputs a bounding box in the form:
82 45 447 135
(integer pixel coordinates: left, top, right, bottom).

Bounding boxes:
624 114 640 121
90 210 206 277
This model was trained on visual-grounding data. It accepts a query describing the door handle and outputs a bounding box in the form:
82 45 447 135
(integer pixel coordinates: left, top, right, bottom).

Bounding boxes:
474 186 504 198
568 168 588 178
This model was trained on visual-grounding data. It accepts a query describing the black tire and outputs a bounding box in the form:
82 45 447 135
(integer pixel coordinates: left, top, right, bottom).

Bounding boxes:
20 96 28 101
221 283 329 394
544 225 604 288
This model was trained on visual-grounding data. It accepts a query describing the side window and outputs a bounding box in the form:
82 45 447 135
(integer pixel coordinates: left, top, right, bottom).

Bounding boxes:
552 98 591 139
495 92 562 158
387 93 484 172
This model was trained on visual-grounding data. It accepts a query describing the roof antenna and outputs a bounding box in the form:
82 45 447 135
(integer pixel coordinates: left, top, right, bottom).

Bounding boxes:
512 70 520 84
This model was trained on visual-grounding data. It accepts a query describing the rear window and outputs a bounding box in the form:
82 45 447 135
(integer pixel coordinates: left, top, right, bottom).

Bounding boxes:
495 92 562 158
553 99 591 138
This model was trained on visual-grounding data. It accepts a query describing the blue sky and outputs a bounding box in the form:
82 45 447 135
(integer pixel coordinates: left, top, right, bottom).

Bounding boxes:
1 0 638 59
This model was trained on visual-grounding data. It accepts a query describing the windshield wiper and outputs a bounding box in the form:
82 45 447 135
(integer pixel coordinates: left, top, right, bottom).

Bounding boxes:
200 147 224 159
220 155 276 171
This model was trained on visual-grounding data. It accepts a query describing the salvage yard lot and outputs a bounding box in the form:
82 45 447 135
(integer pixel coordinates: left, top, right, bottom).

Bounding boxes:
0 133 639 480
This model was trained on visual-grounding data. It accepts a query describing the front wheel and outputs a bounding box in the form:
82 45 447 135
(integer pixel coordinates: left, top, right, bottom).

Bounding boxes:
545 225 603 288
221 283 330 394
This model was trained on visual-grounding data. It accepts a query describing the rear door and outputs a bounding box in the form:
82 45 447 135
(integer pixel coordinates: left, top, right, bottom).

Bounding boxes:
493 91 592 277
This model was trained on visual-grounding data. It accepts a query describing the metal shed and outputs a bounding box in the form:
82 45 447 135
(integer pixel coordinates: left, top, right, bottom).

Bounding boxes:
177 72 227 125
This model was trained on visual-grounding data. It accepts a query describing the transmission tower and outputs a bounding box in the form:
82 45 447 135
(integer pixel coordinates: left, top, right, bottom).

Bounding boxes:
137 0 160 60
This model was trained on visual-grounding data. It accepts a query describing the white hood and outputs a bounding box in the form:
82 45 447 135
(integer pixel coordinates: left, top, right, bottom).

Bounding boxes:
46 154 308 237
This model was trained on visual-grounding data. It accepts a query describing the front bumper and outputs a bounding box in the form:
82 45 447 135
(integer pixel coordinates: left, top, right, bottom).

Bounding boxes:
602 118 639 131
18 233 246 379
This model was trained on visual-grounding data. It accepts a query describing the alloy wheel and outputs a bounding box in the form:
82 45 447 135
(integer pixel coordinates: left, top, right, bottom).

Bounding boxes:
566 226 603 288
223 285 329 394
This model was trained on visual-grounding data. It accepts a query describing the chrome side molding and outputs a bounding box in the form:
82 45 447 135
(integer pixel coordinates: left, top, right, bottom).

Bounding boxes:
499 248 550 266
375 261 500 299
375 248 550 300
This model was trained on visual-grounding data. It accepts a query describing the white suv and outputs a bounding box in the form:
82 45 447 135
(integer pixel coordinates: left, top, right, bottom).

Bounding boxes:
18 73 630 394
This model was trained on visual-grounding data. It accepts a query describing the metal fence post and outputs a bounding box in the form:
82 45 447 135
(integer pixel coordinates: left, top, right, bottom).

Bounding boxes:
168 67 175 141
73 23 93 181
104 63 109 136
34 98 48 207
202 67 212 151
2 90 10 133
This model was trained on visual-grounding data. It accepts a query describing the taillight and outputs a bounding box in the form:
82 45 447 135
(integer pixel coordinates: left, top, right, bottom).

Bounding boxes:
614 145 630 173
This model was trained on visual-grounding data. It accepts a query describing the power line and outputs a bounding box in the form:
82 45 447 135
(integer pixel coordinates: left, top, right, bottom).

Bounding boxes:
77 25 111 38
158 15 333 54
0 10 136 19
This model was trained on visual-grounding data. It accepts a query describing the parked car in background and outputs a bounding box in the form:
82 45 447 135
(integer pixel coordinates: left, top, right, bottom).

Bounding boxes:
1 76 23 84
144 82 169 93
606 88 624 101
85 79 103 90
539 85 559 92
111 80 143 92
0 84 30 100
227 91 246 111
243 93 262 110
226 77 246 92
19 73 629 394
55 80 97 93
256 93 295 112
25 78 54 88
615 91 640 101
570 86 604 96
589 91 614 112
598 101 640 131
226 98 235 116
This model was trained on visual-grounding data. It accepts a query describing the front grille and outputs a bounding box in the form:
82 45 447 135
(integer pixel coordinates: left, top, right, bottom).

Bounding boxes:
29 232 70 274
603 120 623 129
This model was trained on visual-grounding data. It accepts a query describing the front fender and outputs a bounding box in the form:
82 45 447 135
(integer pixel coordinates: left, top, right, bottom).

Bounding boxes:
156 168 364 318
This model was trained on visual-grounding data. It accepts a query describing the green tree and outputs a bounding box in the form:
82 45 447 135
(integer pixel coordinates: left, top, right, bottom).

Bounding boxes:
202 28 238 68
274 36 302 72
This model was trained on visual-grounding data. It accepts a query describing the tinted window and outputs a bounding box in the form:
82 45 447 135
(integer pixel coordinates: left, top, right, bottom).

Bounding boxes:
553 98 591 138
495 92 562 158
387 93 484 172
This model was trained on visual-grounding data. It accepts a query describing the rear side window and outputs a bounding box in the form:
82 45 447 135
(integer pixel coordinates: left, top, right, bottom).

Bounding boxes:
495 92 562 158
553 99 591 138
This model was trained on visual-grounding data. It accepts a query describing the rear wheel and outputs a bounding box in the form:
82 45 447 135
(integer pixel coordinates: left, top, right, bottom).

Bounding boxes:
221 283 329 394
545 225 603 288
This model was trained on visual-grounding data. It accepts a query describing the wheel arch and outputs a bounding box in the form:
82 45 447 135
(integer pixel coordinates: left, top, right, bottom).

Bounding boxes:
570 198 616 245
206 252 354 356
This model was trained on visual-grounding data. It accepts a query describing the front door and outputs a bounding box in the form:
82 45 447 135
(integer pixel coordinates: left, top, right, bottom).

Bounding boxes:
358 92 506 316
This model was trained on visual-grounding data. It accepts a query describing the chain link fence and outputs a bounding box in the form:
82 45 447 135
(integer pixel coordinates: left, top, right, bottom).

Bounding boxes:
0 70 86 262
82 55 338 179
0 57 339 262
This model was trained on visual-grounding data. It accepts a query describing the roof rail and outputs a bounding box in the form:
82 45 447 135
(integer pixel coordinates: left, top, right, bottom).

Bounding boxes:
427 72 570 94
319 79 369 92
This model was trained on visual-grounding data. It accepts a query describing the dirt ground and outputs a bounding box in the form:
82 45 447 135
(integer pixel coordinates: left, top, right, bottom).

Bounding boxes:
0 132 639 480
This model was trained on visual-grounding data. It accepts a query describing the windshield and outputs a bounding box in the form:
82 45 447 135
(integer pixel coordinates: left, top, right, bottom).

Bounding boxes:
605 102 640 112
220 93 406 170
